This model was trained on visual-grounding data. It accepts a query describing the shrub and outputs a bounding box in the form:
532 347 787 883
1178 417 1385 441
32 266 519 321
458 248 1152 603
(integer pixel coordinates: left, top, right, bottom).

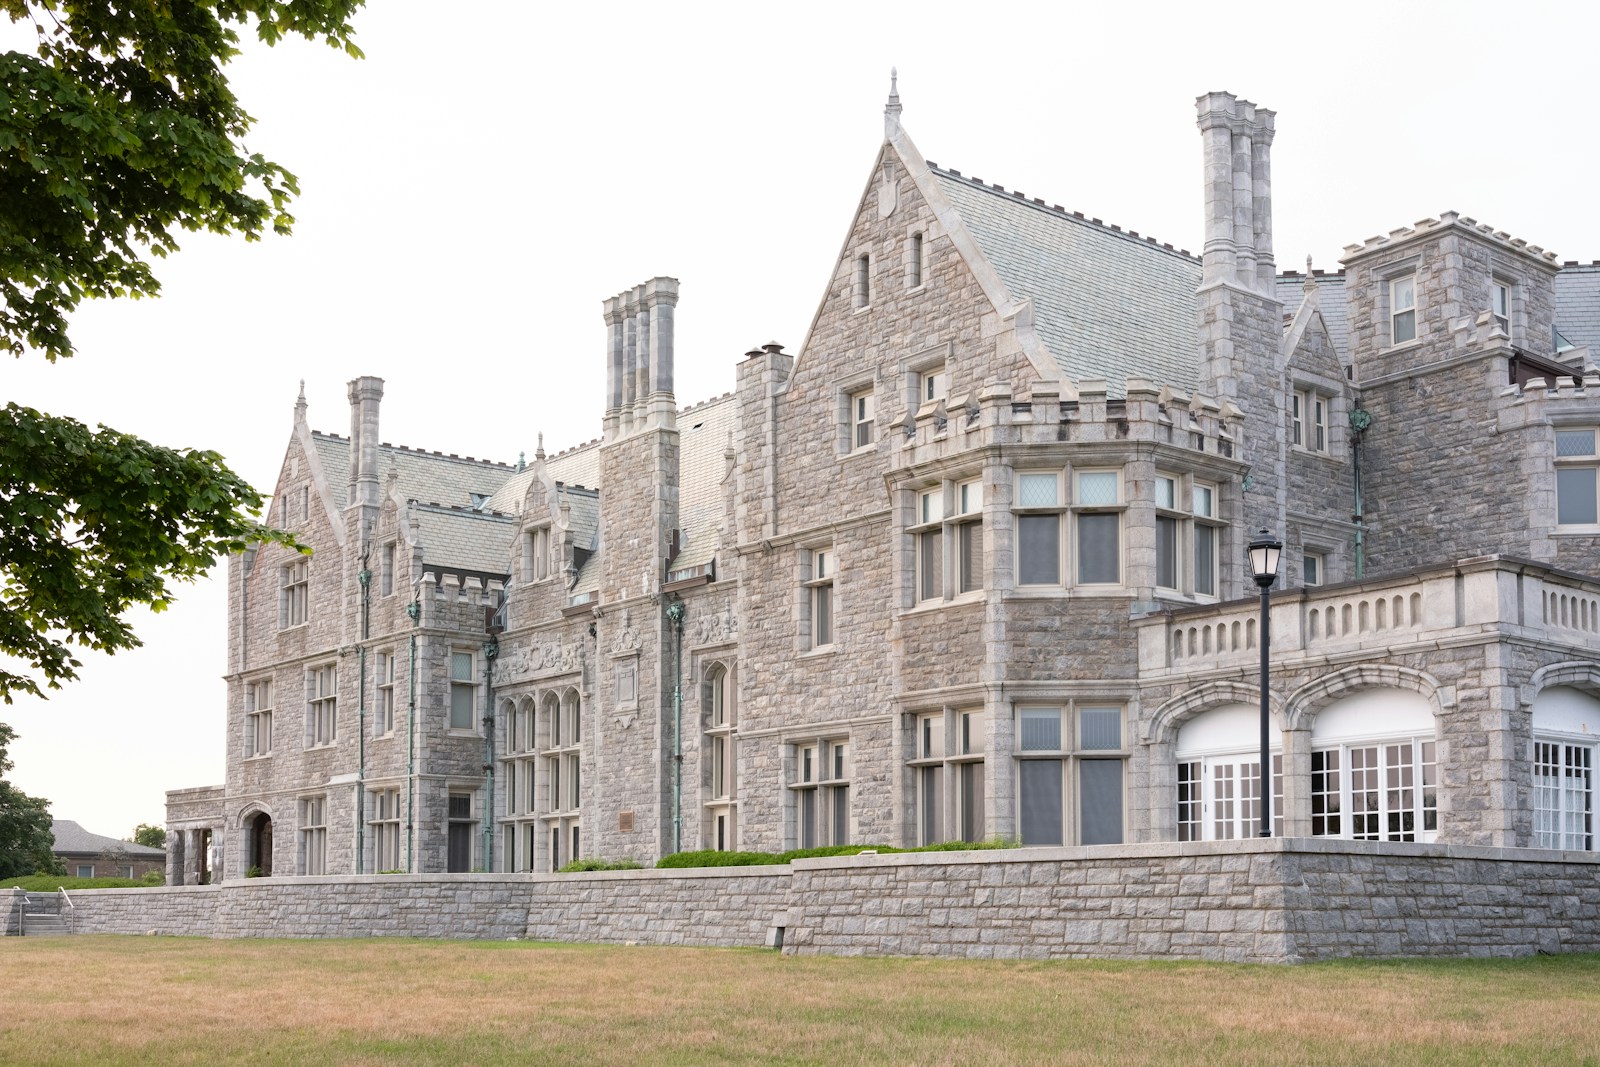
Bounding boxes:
655 849 785 869
139 870 166 886
656 839 1021 869
245 866 263 879
557 858 643 873
2 875 153 891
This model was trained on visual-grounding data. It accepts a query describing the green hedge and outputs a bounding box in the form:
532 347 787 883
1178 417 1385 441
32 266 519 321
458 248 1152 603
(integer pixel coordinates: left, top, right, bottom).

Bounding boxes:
2 874 163 891
557 858 644 873
655 839 1018 869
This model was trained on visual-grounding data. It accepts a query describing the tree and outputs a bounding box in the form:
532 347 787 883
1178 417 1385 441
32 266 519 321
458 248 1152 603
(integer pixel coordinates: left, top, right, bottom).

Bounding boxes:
0 721 58 878
0 2 359 701
131 821 165 849
1 1 365 361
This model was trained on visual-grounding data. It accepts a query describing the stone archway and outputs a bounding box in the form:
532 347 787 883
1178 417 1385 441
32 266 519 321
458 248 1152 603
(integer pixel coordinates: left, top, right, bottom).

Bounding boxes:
247 812 273 877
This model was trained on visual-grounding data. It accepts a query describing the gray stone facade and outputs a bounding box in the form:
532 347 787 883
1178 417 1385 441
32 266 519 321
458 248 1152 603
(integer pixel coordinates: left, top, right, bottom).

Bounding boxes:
169 85 1600 924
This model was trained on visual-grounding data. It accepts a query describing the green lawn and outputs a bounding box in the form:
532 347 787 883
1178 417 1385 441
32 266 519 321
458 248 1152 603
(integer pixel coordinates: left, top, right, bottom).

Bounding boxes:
2 937 1597 1065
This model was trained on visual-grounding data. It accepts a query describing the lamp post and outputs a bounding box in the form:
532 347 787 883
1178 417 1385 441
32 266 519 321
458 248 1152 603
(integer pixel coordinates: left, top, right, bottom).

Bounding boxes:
1246 529 1283 837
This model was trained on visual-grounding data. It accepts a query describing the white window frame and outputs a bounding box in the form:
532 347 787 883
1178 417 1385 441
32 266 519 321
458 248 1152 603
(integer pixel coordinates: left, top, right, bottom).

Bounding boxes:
1303 550 1325 587
1491 279 1513 340
370 786 402 872
850 388 875 452
281 559 308 628
804 547 835 649
449 649 478 733
1176 754 1284 841
1555 427 1600 530
1154 473 1220 600
244 678 273 759
306 664 337 748
1390 275 1417 345
1072 469 1123 587
1310 737 1438 843
375 652 395 736
704 662 737 851
298 795 327 876
791 738 851 849
909 708 986 846
539 689 582 871
1014 704 1127 847
919 364 947 405
1292 389 1329 454
1533 736 1595 851
1015 470 1065 587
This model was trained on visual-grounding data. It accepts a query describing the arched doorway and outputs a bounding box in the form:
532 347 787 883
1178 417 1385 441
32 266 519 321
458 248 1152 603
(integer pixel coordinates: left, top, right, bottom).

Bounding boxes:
247 812 273 876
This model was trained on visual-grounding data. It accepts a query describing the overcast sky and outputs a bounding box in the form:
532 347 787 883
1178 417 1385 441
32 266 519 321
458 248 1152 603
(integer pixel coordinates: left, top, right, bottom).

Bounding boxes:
7 0 1599 840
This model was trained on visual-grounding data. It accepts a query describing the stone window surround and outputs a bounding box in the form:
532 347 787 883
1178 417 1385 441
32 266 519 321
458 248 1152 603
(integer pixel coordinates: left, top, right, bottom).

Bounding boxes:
1375 256 1422 350
907 476 984 608
789 736 851 849
905 227 926 291
1154 470 1221 601
1014 701 1128 847
298 794 327 876
835 374 876 457
448 648 480 735
1302 548 1326 587
907 706 986 846
1012 466 1128 591
799 544 836 653
244 676 273 759
280 557 309 629
1553 422 1600 532
702 660 737 851
904 341 954 416
305 663 337 749
374 650 396 737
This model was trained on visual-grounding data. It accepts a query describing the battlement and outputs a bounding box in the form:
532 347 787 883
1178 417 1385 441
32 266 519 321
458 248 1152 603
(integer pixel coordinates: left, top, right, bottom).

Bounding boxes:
1342 211 1561 266
892 374 1245 469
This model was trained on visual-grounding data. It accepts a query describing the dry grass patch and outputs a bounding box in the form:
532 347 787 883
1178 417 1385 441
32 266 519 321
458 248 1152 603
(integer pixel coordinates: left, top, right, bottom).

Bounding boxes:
1 937 1597 1066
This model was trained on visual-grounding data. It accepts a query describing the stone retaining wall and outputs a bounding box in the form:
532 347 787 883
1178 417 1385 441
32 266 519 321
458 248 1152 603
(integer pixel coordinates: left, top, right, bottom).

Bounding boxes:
34 841 1600 963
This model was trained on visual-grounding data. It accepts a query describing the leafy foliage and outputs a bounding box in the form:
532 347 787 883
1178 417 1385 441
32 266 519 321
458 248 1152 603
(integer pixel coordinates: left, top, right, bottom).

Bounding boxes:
1 872 157 890
556 858 643 873
131 822 166 848
0 0 364 361
0 403 302 701
654 839 1021 869
0 721 57 878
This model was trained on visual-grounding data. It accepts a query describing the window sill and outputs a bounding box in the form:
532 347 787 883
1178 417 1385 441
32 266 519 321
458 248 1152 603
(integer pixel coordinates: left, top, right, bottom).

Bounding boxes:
838 444 879 462
244 753 273 762
278 623 309 633
1554 525 1600 536
446 729 481 739
304 742 335 751
1381 338 1423 356
1290 445 1342 462
902 592 984 616
800 645 838 659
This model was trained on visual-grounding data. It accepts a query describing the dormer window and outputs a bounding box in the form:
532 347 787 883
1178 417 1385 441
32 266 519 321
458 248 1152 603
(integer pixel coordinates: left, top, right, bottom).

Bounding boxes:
470 492 490 511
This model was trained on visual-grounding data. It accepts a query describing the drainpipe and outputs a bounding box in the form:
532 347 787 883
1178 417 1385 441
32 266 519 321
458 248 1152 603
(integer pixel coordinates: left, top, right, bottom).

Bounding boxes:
483 632 499 871
1350 409 1372 580
357 553 371 874
665 596 686 856
405 597 420 872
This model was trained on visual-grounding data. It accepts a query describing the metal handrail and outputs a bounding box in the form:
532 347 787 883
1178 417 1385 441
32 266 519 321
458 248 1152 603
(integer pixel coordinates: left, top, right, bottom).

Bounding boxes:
58 887 75 933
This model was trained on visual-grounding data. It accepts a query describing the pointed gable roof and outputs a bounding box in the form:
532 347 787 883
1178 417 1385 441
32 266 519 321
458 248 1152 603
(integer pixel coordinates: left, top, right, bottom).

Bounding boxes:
929 167 1202 393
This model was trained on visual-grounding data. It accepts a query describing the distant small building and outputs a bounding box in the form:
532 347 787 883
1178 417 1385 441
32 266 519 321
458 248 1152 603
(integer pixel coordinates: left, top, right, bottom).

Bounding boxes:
50 820 165 881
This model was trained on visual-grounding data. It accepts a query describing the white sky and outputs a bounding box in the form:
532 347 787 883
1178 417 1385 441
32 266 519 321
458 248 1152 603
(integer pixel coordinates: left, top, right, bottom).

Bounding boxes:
7 0 1600 840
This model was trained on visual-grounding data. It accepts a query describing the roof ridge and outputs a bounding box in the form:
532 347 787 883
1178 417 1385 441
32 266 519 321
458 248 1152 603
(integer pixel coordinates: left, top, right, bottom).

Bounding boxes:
926 161 1198 262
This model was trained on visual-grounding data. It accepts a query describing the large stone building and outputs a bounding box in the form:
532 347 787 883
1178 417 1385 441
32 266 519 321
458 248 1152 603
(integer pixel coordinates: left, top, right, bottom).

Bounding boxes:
167 86 1600 884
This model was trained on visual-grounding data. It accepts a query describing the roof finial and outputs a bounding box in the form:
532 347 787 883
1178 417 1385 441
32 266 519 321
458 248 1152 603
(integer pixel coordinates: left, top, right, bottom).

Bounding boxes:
884 67 902 135
536 432 546 461
517 450 526 472
294 379 308 425
1304 254 1316 294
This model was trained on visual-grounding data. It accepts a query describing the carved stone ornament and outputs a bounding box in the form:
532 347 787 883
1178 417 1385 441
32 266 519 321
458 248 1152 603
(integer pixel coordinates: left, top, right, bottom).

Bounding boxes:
692 607 739 646
612 610 641 654
493 638 577 683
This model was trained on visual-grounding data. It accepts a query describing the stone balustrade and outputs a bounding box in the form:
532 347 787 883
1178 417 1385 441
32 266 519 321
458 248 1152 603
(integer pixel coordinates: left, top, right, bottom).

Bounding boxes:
1140 555 1600 676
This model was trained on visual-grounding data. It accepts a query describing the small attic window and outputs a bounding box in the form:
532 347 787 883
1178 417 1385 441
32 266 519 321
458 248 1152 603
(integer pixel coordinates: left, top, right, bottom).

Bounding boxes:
470 493 490 510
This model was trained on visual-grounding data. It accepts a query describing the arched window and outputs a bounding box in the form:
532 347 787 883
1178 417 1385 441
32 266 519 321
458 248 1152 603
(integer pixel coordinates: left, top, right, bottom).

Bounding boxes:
1310 689 1437 842
1531 686 1598 851
1174 704 1282 840
703 663 736 851
541 689 580 870
501 696 541 873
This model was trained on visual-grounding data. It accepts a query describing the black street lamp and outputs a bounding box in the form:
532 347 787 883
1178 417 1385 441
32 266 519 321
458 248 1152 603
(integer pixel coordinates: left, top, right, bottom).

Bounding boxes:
1246 529 1283 837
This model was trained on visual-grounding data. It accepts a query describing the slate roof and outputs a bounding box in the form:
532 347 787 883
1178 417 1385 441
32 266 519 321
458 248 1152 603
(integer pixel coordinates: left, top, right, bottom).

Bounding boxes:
669 394 737 574
928 165 1202 394
1555 263 1600 355
410 504 519 575
50 820 165 858
1277 272 1350 360
310 433 516 514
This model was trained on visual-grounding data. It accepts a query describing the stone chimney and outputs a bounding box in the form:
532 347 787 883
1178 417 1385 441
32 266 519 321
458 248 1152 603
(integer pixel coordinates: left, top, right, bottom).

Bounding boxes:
346 376 385 512
1196 92 1276 292
602 277 679 440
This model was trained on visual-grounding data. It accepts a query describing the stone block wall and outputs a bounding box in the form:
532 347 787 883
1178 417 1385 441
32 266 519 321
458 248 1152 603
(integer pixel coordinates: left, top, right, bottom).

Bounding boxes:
38 842 1600 962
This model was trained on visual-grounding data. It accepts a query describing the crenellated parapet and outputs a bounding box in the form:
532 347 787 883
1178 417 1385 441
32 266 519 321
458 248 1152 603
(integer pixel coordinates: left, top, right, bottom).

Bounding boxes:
416 569 505 631
889 374 1245 469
